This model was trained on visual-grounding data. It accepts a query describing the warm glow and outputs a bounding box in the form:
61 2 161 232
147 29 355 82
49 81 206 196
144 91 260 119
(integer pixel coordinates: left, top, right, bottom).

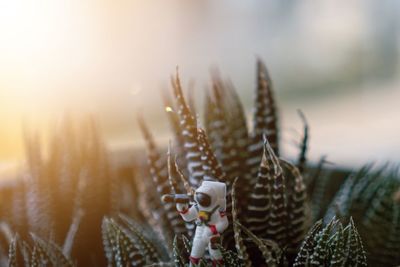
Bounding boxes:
0 0 137 161
0 0 74 161
0 0 398 168
0 0 182 162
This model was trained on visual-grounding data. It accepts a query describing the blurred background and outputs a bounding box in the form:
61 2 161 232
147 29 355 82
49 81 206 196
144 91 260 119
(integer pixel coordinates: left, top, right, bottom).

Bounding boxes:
0 0 399 176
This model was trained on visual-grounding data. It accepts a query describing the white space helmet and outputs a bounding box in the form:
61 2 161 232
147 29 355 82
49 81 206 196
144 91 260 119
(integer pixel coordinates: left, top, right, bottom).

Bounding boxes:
195 181 226 211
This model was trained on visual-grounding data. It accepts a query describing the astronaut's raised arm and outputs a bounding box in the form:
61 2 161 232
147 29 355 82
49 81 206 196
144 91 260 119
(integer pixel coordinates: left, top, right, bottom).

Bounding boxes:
176 203 198 222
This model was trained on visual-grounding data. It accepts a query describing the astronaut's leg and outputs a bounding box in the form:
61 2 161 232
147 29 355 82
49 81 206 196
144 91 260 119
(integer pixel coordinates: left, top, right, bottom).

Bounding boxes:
189 226 208 266
208 235 223 266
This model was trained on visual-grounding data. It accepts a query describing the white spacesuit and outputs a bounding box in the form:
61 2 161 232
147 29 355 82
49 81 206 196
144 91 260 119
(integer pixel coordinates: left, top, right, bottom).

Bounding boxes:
176 181 229 266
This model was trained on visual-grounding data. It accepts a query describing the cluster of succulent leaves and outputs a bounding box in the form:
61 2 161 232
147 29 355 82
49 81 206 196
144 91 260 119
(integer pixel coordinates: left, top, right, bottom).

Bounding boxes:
294 218 367 266
2 59 400 266
3 119 124 266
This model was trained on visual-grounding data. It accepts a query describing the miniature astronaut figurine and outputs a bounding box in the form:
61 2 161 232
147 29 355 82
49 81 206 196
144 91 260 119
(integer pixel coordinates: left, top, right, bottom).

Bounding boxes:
176 181 228 266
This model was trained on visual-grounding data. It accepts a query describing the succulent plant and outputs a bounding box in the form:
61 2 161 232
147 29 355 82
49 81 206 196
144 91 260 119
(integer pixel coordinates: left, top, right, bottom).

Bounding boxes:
2 59 399 267
3 118 123 266
138 59 399 266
